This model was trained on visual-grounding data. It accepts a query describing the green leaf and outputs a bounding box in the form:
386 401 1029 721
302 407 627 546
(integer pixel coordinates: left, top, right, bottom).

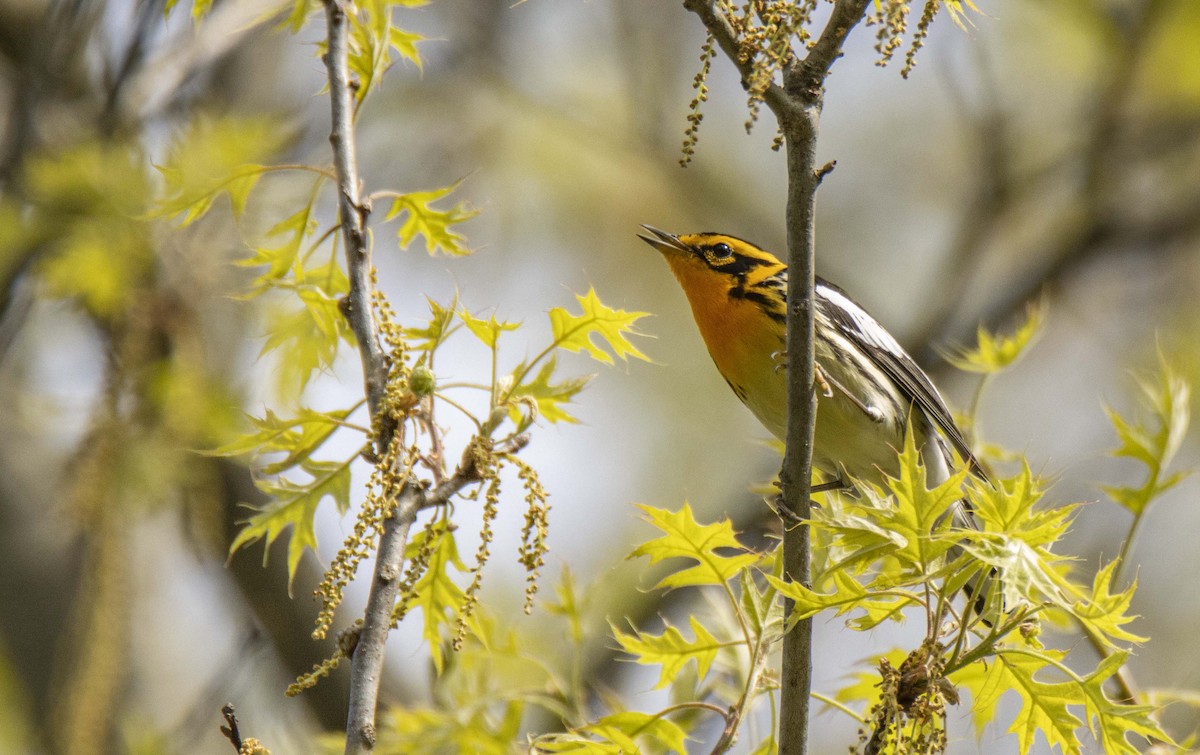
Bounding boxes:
629 504 759 590
583 712 688 754
947 299 1046 374
400 521 469 674
260 288 350 396
386 184 479 256
458 307 519 348
549 288 651 365
508 358 592 425
405 297 459 352
881 428 970 569
766 571 911 628
1102 352 1191 516
238 182 322 292
205 407 354 475
962 649 1171 755
1072 560 1146 647
978 650 1082 754
612 616 721 689
228 459 352 590
531 735 623 754
388 26 425 70
152 116 283 226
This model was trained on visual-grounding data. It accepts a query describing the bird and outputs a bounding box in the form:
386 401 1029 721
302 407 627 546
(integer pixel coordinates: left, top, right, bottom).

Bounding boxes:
639 224 1008 626
638 225 987 497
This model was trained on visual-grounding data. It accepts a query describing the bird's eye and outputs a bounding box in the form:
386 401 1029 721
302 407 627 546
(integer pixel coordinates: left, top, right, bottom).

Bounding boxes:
711 243 733 258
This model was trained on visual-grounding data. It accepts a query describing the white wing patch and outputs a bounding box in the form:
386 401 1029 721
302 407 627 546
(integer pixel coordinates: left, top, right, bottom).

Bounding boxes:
817 283 906 356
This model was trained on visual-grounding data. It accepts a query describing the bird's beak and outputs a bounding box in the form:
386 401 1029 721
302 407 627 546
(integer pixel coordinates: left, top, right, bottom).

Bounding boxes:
638 225 689 257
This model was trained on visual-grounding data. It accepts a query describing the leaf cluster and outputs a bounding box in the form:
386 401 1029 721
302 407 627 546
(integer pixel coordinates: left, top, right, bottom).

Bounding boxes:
545 317 1188 754
158 0 655 702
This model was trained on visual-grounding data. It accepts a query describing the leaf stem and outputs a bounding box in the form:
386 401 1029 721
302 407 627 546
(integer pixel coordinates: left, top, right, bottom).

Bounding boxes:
1114 506 1147 590
810 691 866 724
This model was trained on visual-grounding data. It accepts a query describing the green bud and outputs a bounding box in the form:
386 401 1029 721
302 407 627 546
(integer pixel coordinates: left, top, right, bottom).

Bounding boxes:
409 366 435 397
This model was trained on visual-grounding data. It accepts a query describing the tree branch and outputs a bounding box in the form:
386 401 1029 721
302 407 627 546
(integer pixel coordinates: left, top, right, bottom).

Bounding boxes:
323 0 389 433
682 2 871 753
681 0 791 117
321 2 408 753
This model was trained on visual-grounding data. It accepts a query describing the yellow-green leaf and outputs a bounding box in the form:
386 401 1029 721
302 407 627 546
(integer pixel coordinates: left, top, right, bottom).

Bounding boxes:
630 503 758 590
205 407 354 474
611 616 721 689
1102 352 1191 516
548 288 651 365
835 648 909 710
766 571 911 628
1072 560 1146 648
458 307 519 348
530 735 622 754
260 290 350 397
399 521 469 674
228 458 352 590
238 183 322 292
386 184 478 256
983 650 1082 754
405 297 459 352
947 299 1045 374
507 358 592 425
388 26 424 70
152 116 283 226
584 712 688 754
877 427 969 568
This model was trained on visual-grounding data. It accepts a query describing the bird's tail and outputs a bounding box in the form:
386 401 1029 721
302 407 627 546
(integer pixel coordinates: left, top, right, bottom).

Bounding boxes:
922 430 1006 625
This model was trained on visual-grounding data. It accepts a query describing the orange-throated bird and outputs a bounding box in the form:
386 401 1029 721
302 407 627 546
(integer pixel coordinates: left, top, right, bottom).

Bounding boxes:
639 226 989 529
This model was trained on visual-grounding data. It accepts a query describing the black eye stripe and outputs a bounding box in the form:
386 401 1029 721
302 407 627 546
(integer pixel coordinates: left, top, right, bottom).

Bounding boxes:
704 250 767 275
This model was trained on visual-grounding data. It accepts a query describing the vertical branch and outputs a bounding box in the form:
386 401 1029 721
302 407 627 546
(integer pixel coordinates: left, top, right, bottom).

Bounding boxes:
776 9 871 754
683 2 872 753
776 103 819 755
321 2 416 753
324 0 388 428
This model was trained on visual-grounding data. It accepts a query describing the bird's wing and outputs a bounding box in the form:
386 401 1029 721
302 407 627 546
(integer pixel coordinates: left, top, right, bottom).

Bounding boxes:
815 279 989 483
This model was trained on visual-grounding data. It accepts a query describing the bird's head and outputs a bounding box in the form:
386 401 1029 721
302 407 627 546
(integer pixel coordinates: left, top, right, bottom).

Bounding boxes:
638 226 782 274
638 225 787 301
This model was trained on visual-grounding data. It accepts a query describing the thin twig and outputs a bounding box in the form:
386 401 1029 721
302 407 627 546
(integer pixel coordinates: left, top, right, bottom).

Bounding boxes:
424 434 531 510
219 703 243 751
681 0 790 115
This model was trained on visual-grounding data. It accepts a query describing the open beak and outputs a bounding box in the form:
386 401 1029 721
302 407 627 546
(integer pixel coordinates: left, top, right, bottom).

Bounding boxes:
637 225 689 257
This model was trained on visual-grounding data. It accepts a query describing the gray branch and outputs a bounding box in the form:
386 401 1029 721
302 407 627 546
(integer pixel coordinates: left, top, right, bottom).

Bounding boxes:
320 2 408 753
681 2 872 753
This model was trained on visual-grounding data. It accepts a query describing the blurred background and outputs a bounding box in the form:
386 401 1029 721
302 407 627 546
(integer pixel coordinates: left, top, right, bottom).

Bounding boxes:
1 0 1199 752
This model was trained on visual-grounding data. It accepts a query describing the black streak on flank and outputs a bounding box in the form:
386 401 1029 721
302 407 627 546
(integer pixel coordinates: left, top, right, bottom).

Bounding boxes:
724 377 748 402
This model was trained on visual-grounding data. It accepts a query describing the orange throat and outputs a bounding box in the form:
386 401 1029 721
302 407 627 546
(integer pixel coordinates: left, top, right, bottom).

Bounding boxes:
663 255 782 393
